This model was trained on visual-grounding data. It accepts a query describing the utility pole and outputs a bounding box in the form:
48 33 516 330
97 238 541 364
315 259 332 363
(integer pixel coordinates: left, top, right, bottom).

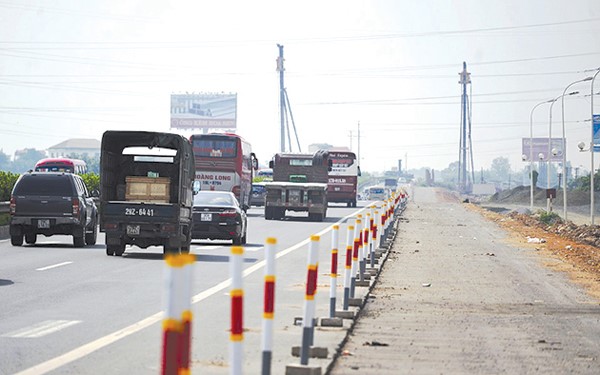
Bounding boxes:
458 62 472 193
277 44 285 152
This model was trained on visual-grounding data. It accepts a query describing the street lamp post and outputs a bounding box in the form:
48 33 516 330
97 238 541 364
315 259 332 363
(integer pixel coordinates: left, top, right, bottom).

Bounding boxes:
561 77 593 221
548 91 578 212
590 69 600 225
529 99 554 210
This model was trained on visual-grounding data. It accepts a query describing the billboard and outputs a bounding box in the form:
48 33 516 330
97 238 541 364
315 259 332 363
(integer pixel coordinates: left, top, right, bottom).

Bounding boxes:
170 93 237 130
522 137 565 162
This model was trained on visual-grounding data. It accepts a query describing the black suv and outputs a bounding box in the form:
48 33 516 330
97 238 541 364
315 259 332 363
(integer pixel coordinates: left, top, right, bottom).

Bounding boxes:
9 172 98 247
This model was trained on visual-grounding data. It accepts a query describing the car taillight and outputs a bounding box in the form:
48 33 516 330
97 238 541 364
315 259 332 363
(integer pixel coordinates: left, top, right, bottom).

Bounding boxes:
72 198 80 216
9 196 16 215
219 209 237 217
232 185 241 198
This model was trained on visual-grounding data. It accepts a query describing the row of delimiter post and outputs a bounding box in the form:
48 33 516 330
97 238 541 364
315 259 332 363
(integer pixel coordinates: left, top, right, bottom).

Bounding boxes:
160 191 408 375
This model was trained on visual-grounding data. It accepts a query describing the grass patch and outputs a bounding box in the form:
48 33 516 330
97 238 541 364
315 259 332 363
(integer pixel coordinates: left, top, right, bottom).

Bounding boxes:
0 212 9 226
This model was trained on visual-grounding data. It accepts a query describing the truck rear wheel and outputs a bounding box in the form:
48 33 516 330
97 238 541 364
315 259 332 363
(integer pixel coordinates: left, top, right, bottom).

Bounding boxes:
25 234 37 244
106 244 125 256
11 235 23 246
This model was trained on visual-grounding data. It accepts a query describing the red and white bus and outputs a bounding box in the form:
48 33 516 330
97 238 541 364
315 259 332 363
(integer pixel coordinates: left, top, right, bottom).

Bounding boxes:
327 151 360 207
34 158 88 174
190 133 257 210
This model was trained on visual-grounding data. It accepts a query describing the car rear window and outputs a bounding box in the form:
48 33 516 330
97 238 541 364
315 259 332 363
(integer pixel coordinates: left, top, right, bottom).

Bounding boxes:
13 175 74 196
252 185 266 193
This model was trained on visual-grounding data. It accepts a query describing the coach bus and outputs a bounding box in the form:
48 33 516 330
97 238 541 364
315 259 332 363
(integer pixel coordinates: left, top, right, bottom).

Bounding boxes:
34 158 88 174
190 133 257 210
327 151 360 207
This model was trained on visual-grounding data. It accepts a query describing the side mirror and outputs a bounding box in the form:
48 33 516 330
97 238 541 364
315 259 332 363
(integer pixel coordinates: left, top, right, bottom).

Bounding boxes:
193 180 201 195
357 166 362 177
251 153 258 170
269 160 274 169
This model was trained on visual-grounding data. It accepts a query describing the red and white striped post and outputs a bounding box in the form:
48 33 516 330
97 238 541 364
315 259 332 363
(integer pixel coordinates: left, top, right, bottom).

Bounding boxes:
230 246 244 375
329 225 339 318
350 217 361 298
359 213 370 281
261 238 277 375
161 254 194 375
179 254 195 374
300 235 320 366
369 207 376 268
343 222 354 310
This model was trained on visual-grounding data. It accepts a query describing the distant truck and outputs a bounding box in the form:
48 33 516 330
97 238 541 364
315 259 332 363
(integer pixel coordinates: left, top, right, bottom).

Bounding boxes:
264 150 331 221
327 151 360 207
384 178 398 192
99 131 196 256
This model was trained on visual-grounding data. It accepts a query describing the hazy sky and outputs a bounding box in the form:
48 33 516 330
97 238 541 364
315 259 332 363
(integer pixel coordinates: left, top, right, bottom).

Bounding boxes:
1 0 599 174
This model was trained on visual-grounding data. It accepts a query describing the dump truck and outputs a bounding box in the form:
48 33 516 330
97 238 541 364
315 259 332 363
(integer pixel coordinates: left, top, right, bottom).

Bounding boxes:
264 150 330 221
99 131 196 256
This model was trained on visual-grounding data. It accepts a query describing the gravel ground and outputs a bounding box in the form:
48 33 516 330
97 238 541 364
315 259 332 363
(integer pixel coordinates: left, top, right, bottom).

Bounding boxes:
329 186 600 374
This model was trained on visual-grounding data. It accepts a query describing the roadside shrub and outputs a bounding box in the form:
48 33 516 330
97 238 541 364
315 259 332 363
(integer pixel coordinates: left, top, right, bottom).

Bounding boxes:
81 172 100 192
537 210 562 225
0 170 21 201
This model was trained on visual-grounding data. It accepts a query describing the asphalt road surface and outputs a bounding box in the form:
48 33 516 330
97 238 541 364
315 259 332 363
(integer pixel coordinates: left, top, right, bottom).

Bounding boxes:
330 187 600 374
0 203 371 375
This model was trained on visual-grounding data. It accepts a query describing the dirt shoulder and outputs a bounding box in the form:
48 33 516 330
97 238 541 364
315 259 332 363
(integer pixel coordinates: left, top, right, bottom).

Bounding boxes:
466 202 600 301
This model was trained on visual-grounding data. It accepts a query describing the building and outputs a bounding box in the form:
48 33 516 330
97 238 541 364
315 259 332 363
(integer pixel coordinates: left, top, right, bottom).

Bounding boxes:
47 138 101 158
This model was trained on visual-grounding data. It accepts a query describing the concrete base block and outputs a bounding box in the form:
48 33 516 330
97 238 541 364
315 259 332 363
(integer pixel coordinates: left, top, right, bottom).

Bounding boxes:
285 364 322 375
294 317 318 326
349 297 363 307
335 310 355 319
291 346 329 359
319 317 343 327
367 269 378 277
355 280 370 287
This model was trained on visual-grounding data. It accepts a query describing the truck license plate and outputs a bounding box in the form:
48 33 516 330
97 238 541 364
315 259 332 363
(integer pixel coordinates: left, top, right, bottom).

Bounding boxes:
127 225 140 235
200 213 212 222
37 219 50 229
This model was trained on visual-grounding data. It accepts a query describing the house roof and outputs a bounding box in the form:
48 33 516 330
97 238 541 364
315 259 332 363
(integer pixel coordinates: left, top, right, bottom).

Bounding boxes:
48 138 101 150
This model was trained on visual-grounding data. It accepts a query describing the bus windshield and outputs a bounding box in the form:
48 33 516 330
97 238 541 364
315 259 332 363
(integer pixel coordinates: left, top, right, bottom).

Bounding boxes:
192 138 237 158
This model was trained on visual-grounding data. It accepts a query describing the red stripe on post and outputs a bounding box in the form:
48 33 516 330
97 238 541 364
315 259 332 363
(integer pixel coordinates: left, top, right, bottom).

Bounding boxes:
331 250 338 275
345 246 352 268
364 229 369 245
231 292 244 339
306 267 318 298
264 280 275 315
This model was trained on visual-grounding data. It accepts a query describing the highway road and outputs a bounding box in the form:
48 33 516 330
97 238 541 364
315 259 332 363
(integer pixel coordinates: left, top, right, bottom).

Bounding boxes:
0 203 375 374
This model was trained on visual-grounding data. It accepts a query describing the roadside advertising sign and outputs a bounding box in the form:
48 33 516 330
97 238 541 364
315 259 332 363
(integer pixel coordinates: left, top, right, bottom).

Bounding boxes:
593 114 600 152
170 93 237 130
522 137 565 162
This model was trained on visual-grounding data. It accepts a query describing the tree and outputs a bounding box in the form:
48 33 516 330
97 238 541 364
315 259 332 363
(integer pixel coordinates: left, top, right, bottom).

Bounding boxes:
490 157 511 183
0 149 10 171
10 148 46 173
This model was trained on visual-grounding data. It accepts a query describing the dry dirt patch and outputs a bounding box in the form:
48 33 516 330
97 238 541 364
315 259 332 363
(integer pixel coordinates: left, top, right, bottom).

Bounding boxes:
466 203 600 302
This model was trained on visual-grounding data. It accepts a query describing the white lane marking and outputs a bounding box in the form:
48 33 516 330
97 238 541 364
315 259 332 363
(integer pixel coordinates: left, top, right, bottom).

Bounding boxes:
15 209 363 375
36 262 73 271
3 320 81 338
